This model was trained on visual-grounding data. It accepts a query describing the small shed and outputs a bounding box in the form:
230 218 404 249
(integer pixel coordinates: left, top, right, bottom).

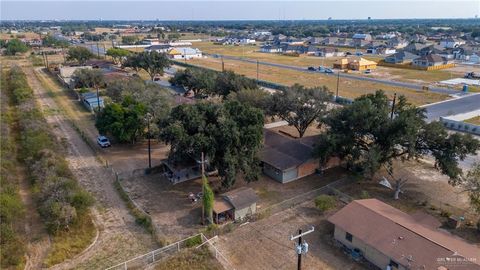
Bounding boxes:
213 187 259 223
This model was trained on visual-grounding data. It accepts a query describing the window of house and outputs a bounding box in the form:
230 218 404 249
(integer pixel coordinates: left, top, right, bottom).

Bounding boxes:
345 232 353 242
389 260 399 268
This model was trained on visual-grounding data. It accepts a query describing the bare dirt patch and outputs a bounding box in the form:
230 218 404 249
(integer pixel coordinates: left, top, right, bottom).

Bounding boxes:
214 200 367 270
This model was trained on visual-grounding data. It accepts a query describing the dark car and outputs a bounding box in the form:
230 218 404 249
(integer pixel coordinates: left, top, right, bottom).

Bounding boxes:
307 66 316 71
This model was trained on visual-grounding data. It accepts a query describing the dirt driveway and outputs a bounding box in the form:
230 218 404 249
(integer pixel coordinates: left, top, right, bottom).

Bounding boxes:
213 200 366 270
26 66 157 269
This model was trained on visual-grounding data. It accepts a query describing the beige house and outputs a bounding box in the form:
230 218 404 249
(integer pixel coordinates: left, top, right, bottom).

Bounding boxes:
328 199 480 270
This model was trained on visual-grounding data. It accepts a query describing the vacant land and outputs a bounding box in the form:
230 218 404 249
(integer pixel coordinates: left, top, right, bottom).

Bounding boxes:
186 57 448 105
464 116 480 125
152 246 223 270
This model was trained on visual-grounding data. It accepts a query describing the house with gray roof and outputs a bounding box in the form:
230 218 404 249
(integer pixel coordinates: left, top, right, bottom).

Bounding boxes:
212 187 259 223
384 50 419 64
412 54 450 67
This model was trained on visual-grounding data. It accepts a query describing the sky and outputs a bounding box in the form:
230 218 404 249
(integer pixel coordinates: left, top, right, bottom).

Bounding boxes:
1 1 479 21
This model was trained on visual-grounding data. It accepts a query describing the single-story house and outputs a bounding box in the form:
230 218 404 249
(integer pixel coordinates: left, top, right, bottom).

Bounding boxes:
259 129 339 183
58 65 93 88
316 47 345 57
167 47 202 59
352 33 372 47
384 51 419 64
260 44 283 53
328 199 480 270
412 54 450 67
366 45 396 55
386 37 409 49
213 187 259 223
145 44 172 53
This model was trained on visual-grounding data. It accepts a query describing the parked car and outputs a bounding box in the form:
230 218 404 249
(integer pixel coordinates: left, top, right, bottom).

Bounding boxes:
355 52 363 56
364 69 372 74
97 135 111 148
307 66 316 71
324 68 334 74
318 66 325 72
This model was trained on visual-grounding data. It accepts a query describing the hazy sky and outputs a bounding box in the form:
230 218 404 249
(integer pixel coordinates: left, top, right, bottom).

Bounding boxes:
1 1 479 21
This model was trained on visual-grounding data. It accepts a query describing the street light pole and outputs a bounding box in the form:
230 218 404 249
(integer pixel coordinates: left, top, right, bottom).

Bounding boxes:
145 113 153 169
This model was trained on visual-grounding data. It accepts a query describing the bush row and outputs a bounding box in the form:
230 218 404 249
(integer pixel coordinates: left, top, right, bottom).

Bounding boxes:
6 67 94 234
0 70 26 268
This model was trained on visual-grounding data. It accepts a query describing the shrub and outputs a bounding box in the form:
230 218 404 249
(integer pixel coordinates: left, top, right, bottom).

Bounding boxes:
314 195 336 212
359 190 370 199
440 209 451 218
185 234 202 248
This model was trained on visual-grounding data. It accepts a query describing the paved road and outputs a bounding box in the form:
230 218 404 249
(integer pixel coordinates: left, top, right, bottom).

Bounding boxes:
422 93 480 122
209 53 461 96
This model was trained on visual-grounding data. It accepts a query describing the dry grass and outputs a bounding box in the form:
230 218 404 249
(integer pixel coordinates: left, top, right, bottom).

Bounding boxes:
464 116 480 125
154 246 223 270
186 57 448 105
44 213 96 267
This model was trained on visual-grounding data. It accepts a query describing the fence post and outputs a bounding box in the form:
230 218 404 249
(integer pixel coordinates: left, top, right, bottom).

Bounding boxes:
177 242 180 251
152 250 155 262
124 261 127 270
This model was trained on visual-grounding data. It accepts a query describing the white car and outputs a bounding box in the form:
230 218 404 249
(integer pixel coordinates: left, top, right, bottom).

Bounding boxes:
97 135 111 148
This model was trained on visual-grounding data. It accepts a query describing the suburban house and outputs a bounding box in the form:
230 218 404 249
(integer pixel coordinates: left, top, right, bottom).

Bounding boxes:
404 42 432 55
145 44 172 53
259 129 339 183
316 47 345 57
384 50 419 64
167 47 202 59
333 57 378 71
328 199 480 270
440 37 466 49
213 187 258 223
320 37 339 46
352 33 373 47
386 37 409 49
366 45 396 55
454 46 480 63
141 38 161 45
412 54 450 67
260 44 283 53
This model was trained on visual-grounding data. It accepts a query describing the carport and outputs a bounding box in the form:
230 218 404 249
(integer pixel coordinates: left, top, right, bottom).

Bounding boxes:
213 199 234 224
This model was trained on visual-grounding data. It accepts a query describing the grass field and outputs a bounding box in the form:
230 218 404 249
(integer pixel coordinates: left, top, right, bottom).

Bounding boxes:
186 57 448 105
464 116 480 125
154 247 223 270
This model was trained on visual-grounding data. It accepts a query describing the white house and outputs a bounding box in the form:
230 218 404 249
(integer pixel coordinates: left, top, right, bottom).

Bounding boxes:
240 38 256 45
260 44 283 53
167 47 202 59
440 38 466 49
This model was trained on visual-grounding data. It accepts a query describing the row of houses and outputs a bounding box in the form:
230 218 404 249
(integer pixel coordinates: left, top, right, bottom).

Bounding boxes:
260 44 346 57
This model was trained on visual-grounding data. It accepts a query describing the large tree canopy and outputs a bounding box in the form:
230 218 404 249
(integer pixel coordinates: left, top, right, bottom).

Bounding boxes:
214 70 258 97
267 84 332 138
66 46 94 65
106 47 130 65
169 68 216 97
124 51 171 80
71 68 104 89
4 39 28 55
95 96 147 143
315 90 479 182
159 101 264 188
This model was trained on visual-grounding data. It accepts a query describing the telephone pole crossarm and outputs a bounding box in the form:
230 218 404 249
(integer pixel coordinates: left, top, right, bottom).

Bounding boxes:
290 226 314 241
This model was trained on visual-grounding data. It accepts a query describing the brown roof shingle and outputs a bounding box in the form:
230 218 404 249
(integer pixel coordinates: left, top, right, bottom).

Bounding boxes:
328 199 480 270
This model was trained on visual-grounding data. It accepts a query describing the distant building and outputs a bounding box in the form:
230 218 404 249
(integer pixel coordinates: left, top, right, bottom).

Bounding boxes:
333 57 377 71
384 50 418 64
260 44 283 53
316 47 345 57
352 33 372 47
145 44 171 53
440 37 466 49
412 54 450 67
329 199 480 270
167 47 202 59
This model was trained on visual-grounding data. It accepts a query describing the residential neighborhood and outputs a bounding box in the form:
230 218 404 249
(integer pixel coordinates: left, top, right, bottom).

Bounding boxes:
1 2 480 270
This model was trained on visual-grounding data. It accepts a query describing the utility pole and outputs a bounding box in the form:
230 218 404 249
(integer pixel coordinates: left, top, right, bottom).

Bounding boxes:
96 42 100 58
335 71 340 102
145 113 153 169
103 44 107 59
221 56 225 72
256 60 259 81
42 52 47 68
96 86 101 113
201 152 205 225
45 53 49 70
390 93 397 120
290 227 314 270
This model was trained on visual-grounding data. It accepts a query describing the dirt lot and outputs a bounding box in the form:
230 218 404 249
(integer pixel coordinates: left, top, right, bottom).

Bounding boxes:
187 56 448 105
213 199 367 270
